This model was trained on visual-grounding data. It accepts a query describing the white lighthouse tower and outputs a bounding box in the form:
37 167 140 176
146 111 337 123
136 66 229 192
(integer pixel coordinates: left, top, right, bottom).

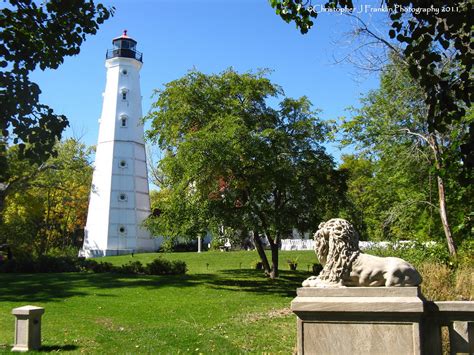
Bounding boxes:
80 31 159 257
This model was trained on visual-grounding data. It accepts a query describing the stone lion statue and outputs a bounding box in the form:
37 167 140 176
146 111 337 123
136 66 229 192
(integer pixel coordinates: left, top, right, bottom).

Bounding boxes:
303 218 422 288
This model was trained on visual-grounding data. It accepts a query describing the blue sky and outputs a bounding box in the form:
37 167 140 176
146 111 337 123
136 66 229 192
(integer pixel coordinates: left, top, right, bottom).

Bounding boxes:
30 0 387 163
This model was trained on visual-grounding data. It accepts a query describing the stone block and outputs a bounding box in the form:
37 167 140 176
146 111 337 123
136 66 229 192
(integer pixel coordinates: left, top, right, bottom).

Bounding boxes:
291 287 424 355
11 305 45 352
449 321 474 354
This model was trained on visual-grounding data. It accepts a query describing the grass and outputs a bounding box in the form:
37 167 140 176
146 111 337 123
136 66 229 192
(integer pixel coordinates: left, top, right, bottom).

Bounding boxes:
1 250 471 353
0 250 316 354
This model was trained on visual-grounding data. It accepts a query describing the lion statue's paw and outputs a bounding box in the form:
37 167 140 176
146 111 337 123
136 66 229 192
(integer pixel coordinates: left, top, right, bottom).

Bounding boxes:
302 276 345 288
302 276 318 287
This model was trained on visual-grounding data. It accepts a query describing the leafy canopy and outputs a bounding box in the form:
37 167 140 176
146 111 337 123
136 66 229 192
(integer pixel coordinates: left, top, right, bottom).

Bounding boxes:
269 0 473 171
339 57 472 249
145 69 346 277
1 139 94 256
0 0 113 182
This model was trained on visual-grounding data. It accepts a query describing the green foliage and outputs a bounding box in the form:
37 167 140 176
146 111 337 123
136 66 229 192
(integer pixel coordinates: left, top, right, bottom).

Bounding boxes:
0 254 81 273
146 257 187 275
77 258 101 272
0 139 93 255
269 0 473 173
145 68 346 277
457 239 474 268
0 254 187 275
0 0 113 184
35 255 81 273
365 242 451 268
88 261 115 273
339 58 472 253
157 239 200 253
117 261 145 274
209 226 243 251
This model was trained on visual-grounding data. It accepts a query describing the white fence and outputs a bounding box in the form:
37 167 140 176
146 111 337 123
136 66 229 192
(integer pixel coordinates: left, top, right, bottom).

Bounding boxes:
281 239 315 251
280 239 437 251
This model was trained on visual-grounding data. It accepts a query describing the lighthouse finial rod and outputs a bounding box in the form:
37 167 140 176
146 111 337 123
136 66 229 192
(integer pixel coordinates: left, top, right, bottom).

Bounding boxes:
123 29 127 37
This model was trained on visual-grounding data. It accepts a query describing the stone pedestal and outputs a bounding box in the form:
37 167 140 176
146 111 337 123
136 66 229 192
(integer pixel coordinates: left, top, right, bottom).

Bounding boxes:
291 287 424 355
11 305 45 352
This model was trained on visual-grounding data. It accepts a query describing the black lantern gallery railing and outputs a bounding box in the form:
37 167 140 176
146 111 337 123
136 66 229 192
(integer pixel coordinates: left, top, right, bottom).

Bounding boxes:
106 48 143 62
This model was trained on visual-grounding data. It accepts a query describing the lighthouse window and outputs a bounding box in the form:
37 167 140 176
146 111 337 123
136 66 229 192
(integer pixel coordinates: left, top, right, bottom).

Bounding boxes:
118 225 127 234
121 117 128 127
119 160 128 168
121 69 128 75
120 88 129 101
119 193 128 202
121 40 130 49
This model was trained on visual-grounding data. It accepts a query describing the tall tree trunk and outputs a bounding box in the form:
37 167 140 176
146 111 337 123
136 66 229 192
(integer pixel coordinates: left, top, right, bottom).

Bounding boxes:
436 175 456 256
267 235 279 279
252 230 271 275
429 135 457 256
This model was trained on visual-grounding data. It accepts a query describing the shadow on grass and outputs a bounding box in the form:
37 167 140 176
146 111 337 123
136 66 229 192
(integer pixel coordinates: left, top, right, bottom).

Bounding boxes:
0 269 312 302
39 345 79 352
0 344 79 353
205 269 310 297
0 272 220 302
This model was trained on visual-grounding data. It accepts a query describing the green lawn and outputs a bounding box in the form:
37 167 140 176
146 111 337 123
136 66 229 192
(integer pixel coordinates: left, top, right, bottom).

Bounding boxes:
0 250 315 353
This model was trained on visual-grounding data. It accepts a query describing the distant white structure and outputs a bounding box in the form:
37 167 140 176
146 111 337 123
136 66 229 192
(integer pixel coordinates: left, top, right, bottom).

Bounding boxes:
281 239 315 251
80 31 160 257
281 238 437 251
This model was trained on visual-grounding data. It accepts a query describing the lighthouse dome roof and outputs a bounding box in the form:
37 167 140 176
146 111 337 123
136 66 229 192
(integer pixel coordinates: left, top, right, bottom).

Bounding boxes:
112 30 137 44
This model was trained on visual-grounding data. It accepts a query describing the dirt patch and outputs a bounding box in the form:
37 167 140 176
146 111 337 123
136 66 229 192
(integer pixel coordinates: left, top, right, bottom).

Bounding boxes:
94 317 126 332
243 307 292 323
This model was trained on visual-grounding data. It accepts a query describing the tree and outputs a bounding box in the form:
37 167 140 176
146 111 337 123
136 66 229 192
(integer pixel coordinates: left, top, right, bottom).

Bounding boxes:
145 69 346 278
339 153 441 242
340 58 472 253
0 139 93 255
269 1 472 166
269 0 472 255
0 0 113 218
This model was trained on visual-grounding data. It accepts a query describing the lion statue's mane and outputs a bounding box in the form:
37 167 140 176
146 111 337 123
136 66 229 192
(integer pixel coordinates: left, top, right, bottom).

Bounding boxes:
303 218 422 288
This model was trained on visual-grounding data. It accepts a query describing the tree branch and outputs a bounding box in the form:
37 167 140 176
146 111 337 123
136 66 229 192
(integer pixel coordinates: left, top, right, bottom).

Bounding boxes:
399 128 431 146
345 13 404 60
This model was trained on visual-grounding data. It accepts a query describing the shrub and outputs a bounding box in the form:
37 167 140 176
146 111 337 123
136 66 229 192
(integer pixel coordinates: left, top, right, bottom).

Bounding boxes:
418 262 454 301
0 257 35 273
35 255 80 272
46 246 80 259
454 266 473 301
418 262 474 301
117 261 145 274
0 255 80 273
0 259 20 273
457 239 474 268
146 257 187 275
365 241 451 267
90 261 116 273
77 258 99 271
